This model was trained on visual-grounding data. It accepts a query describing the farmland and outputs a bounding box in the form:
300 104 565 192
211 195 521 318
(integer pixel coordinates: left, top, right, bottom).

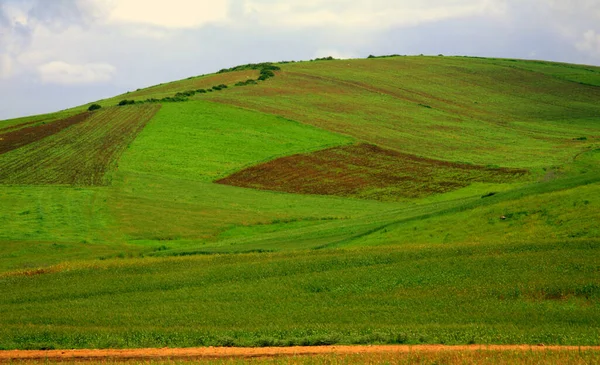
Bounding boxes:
0 105 160 185
0 56 599 351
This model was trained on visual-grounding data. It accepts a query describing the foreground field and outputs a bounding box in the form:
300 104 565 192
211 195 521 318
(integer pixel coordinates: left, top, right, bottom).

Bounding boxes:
0 56 599 350
1 241 598 349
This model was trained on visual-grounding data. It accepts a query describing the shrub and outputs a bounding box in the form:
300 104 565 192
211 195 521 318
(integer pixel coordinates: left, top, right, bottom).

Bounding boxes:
312 56 336 61
175 90 196 98
235 79 258 87
88 104 102 111
196 89 207 93
118 100 136 106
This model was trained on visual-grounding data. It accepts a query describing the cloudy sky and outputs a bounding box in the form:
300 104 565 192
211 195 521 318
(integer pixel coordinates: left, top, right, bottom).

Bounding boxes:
1 0 599 120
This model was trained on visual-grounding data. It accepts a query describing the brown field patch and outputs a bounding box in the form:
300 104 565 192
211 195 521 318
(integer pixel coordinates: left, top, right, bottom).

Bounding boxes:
0 105 160 186
0 112 90 155
216 144 528 201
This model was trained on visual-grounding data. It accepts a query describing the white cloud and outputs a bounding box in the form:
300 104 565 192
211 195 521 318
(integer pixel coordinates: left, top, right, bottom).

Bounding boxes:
0 54 13 79
576 30 600 58
108 0 229 28
239 0 501 29
314 49 358 60
38 61 116 85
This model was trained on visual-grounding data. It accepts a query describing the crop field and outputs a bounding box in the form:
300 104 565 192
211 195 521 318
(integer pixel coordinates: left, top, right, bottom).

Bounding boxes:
0 56 599 353
0 105 160 185
217 143 528 200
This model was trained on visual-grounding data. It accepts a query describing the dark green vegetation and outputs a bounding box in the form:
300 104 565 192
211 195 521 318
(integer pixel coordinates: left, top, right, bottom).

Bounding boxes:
0 56 599 349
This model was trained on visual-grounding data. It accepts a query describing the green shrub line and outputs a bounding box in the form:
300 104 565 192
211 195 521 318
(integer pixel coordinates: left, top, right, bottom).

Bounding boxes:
116 64 281 106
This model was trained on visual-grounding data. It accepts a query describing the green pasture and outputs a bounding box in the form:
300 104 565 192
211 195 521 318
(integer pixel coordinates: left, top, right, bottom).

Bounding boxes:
0 56 599 349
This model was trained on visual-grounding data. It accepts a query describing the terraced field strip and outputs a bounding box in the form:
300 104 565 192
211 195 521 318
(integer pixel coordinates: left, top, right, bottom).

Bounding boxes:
0 105 160 186
1 345 599 363
0 112 90 154
216 143 528 201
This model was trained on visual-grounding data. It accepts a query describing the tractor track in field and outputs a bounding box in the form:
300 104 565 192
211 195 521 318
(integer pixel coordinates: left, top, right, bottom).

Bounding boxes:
1 345 598 362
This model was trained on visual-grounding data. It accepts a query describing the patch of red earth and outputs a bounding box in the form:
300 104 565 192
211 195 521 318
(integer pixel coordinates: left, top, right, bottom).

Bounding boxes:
216 144 528 201
0 345 598 362
0 112 91 155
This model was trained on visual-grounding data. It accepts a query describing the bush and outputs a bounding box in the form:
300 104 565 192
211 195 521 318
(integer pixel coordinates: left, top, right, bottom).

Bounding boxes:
118 100 136 106
175 90 196 98
235 79 258 87
196 89 207 93
312 56 336 61
88 104 102 111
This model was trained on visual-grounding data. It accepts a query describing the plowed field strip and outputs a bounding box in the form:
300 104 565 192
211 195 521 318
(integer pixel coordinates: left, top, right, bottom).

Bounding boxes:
216 144 528 200
1 345 598 362
0 112 90 155
0 105 160 186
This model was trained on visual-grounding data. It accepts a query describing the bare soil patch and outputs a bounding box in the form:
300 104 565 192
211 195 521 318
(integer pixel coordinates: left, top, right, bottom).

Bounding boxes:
216 144 528 200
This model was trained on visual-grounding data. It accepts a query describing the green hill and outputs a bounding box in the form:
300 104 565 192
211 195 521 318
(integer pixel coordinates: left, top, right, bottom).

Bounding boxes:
0 56 599 349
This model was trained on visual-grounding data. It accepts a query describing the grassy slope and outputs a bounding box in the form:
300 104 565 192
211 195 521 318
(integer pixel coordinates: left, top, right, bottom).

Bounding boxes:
204 56 600 169
0 56 599 348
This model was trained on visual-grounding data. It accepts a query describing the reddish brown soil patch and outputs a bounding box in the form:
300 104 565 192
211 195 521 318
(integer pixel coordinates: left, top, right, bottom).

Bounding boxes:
1 345 598 362
0 112 91 155
0 105 160 186
216 144 528 201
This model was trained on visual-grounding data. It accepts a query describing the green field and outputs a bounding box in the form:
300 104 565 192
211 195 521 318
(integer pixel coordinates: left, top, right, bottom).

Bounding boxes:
0 56 599 350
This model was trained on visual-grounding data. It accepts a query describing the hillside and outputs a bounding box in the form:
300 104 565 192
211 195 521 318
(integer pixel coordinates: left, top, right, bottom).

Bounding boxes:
0 56 599 349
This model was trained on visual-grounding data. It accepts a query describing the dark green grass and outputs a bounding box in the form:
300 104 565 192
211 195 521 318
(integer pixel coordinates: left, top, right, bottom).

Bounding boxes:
0 241 598 349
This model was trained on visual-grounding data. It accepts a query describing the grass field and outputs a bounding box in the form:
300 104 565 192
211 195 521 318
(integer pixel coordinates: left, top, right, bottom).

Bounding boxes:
0 55 599 351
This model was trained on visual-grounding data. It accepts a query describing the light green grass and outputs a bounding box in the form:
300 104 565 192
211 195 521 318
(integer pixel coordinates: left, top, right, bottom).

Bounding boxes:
117 101 353 181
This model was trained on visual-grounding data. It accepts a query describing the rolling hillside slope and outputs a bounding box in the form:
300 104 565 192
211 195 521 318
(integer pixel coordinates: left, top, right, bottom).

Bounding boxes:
0 56 599 349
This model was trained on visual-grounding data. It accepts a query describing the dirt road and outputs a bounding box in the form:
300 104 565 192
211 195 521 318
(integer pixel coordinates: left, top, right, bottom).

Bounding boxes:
1 345 599 362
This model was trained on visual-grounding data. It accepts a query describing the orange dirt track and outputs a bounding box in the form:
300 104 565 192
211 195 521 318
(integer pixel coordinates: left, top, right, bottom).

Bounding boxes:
1 345 599 362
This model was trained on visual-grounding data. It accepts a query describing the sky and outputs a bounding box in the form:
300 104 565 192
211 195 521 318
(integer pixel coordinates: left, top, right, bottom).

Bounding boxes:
1 0 599 120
